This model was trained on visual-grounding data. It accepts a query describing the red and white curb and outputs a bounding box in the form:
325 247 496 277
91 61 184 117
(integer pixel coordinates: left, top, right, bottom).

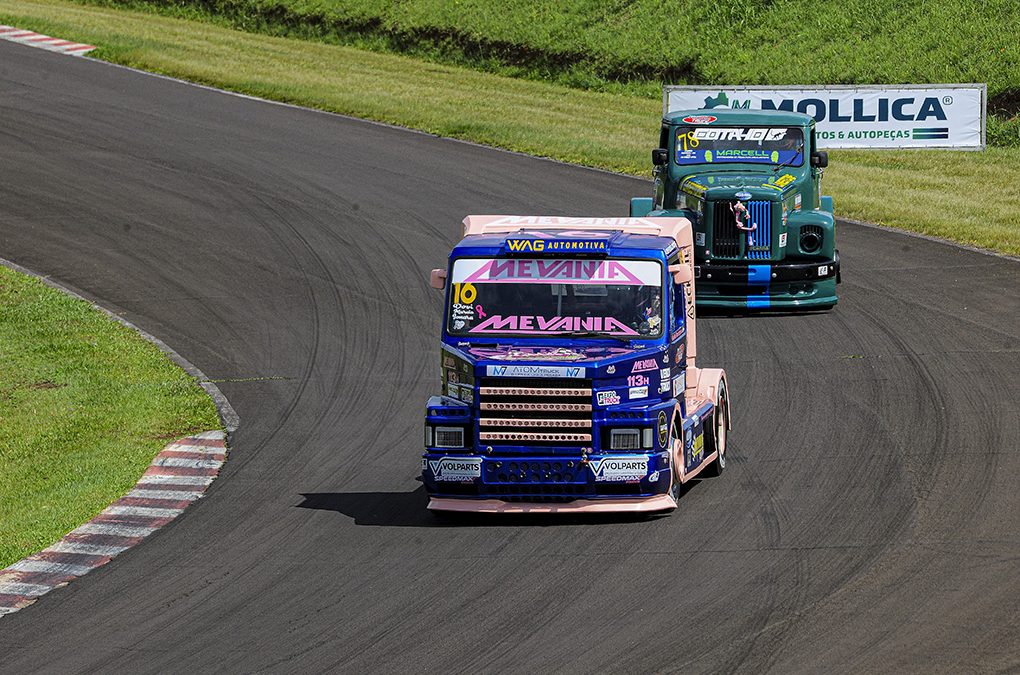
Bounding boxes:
0 430 226 617
0 25 95 55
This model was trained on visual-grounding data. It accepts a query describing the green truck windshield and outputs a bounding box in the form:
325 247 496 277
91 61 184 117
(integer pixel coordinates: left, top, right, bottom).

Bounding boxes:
675 125 804 167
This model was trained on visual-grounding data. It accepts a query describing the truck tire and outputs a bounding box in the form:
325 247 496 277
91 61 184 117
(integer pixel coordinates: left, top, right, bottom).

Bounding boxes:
702 383 729 477
669 410 684 501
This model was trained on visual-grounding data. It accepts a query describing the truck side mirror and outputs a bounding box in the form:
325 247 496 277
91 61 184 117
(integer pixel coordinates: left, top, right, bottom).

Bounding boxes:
668 264 693 284
652 148 669 166
429 268 447 289
811 151 828 168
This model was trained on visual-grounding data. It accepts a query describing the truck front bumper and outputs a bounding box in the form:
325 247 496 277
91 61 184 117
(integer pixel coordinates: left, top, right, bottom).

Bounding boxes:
695 256 839 310
422 451 675 512
428 495 676 514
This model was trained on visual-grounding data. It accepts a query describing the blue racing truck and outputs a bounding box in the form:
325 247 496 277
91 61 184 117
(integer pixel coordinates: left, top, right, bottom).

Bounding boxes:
422 216 731 514
630 109 840 310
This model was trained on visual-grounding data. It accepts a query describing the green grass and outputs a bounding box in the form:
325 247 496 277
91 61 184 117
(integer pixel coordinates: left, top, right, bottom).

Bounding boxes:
4 0 1015 254
0 266 220 568
68 0 1020 146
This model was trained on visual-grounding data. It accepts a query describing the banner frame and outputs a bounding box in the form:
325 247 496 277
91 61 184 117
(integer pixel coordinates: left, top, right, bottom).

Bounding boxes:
662 84 987 151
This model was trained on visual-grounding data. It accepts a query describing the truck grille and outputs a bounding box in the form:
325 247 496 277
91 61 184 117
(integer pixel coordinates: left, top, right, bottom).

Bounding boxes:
478 378 592 446
712 200 773 260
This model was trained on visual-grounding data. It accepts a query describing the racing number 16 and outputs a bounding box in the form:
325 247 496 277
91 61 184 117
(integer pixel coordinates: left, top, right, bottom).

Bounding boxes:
452 283 477 304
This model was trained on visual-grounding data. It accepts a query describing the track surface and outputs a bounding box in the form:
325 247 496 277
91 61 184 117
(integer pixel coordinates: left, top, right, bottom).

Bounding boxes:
1 42 1018 673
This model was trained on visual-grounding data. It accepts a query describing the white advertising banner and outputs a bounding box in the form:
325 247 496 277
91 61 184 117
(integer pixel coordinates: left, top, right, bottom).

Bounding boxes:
663 85 986 150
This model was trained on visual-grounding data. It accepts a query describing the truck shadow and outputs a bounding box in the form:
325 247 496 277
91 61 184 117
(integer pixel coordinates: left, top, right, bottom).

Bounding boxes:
296 482 698 528
697 306 836 319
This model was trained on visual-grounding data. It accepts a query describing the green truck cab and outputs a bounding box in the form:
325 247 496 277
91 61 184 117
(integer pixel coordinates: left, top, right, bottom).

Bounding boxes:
630 109 840 310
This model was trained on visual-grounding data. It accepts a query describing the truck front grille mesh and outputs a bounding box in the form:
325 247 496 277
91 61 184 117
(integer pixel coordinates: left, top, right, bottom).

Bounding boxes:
478 378 592 447
712 200 773 259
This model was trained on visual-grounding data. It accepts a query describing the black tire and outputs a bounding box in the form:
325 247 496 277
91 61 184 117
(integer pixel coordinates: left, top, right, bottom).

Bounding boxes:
669 472 682 502
702 383 729 477
668 412 684 502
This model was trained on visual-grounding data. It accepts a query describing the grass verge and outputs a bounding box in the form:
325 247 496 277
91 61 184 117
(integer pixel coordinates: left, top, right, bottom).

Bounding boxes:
0 265 220 568
75 0 1020 146
0 0 1018 257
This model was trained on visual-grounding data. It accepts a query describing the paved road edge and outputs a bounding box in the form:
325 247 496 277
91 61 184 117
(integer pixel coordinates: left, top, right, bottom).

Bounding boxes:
0 431 227 617
0 256 239 617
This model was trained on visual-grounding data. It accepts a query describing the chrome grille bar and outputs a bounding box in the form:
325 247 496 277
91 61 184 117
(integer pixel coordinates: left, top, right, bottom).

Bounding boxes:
480 431 593 443
480 418 591 428
480 386 591 397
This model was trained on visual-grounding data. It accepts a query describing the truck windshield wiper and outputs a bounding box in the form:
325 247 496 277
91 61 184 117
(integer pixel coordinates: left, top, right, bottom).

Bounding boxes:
549 331 632 343
772 141 805 173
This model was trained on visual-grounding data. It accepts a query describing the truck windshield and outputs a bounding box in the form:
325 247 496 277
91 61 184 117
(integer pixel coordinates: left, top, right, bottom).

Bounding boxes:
446 257 664 339
675 125 804 167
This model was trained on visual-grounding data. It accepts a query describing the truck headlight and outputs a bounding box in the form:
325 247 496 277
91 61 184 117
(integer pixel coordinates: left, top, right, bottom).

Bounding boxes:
425 426 433 447
610 428 641 451
641 428 654 449
800 226 823 253
434 426 466 449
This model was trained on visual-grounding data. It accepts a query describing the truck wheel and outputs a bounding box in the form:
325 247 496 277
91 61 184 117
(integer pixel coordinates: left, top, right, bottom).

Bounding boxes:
669 412 684 501
702 383 729 477
669 471 682 502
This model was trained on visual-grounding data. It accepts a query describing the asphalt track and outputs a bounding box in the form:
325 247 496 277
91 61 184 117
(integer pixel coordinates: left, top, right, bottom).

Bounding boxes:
1 40 1019 673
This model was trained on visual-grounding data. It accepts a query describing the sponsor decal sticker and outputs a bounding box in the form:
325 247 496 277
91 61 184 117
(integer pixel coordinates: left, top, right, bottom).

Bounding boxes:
774 173 796 188
631 358 658 373
658 411 669 447
648 471 660 483
505 238 608 253
660 367 671 380
629 385 648 400
457 258 660 285
779 232 788 248
672 372 686 397
682 115 717 124
795 194 802 210
486 365 585 378
470 314 638 336
606 364 616 374
428 456 482 482
589 456 649 482
818 265 829 277
695 232 706 246
597 390 621 407
693 127 786 142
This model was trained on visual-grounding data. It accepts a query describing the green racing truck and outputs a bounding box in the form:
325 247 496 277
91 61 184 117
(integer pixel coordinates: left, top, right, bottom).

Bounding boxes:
630 108 840 310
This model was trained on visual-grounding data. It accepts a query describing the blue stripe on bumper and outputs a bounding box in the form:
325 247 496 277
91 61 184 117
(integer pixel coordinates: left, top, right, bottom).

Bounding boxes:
747 264 771 308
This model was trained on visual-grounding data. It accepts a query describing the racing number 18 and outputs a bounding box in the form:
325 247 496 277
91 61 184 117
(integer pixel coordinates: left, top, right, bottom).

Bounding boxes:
452 283 477 304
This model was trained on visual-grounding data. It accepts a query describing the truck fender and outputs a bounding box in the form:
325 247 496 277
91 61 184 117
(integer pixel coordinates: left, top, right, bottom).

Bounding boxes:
630 197 654 217
696 368 730 432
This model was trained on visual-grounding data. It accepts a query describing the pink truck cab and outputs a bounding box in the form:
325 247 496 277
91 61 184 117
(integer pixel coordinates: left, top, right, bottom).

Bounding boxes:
423 216 731 513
